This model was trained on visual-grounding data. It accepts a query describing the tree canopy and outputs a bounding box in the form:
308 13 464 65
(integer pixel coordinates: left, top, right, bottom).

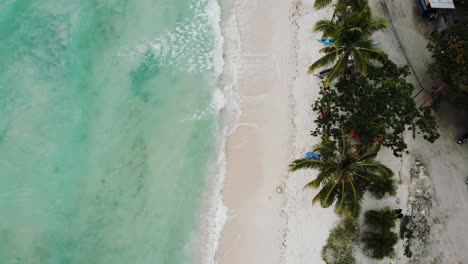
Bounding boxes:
309 0 388 85
289 131 396 218
427 24 468 112
313 0 368 10
311 61 439 156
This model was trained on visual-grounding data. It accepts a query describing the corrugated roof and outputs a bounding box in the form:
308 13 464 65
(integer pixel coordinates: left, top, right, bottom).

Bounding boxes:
429 0 455 9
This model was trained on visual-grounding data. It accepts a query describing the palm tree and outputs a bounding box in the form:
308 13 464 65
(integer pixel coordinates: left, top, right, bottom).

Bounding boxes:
313 0 362 10
313 0 335 9
309 1 388 85
289 131 395 218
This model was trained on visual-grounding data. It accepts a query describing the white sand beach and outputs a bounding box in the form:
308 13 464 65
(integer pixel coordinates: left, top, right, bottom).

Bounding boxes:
215 0 292 262
215 0 468 263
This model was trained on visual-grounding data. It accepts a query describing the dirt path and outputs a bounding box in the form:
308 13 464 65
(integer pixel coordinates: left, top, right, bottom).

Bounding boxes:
370 0 468 263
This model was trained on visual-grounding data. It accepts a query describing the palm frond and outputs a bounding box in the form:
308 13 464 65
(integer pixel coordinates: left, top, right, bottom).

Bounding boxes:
319 45 339 53
314 20 337 38
349 0 370 12
289 158 327 172
347 179 363 218
313 180 339 207
304 166 336 189
352 171 372 182
314 0 333 9
334 180 364 218
357 150 378 162
335 180 347 215
356 46 388 63
340 128 354 158
313 137 336 159
323 50 351 85
352 47 369 76
356 162 394 177
308 47 342 74
366 17 388 34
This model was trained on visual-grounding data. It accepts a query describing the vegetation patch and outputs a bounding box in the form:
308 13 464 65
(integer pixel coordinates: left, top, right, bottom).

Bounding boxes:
289 131 397 218
400 215 414 258
312 61 439 156
428 24 468 112
361 207 398 260
321 218 360 264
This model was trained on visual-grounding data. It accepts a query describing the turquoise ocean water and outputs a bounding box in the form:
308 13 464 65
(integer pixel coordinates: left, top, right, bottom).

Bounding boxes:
0 0 223 263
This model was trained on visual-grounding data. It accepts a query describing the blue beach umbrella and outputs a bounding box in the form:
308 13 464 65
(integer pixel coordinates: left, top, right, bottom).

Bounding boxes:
305 152 321 160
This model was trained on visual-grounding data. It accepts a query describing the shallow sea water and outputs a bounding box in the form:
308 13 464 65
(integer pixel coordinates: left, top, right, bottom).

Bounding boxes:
0 0 222 263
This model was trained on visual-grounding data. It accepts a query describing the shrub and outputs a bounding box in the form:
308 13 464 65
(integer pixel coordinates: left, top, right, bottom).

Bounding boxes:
322 219 360 264
400 215 414 258
361 207 399 259
427 24 468 112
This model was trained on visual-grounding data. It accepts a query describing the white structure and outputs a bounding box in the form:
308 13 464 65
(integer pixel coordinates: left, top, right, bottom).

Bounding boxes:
428 0 455 9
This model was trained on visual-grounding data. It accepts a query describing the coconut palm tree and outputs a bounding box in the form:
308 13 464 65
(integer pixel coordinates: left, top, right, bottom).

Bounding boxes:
313 0 363 10
289 131 395 218
309 1 388 85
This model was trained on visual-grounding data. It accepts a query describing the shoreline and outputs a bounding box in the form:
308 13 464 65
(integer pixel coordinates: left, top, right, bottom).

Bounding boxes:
215 0 294 263
213 0 468 263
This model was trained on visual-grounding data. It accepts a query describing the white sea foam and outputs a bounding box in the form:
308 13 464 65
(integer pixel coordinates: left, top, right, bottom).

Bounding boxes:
117 0 239 262
181 89 225 122
117 0 223 75
196 0 244 263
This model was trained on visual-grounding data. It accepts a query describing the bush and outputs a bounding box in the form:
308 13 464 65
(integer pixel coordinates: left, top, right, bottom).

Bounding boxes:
322 219 360 264
361 207 399 259
367 175 397 199
427 24 468 112
400 215 414 258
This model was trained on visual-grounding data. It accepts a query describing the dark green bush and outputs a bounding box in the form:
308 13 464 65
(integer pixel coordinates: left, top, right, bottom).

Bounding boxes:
400 215 414 258
361 207 399 259
367 175 397 199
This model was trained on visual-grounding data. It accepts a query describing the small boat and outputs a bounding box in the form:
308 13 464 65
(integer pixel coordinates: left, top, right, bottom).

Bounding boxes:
316 39 334 45
313 68 332 79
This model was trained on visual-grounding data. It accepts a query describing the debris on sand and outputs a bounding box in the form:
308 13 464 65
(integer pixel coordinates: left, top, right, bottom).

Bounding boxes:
400 159 433 263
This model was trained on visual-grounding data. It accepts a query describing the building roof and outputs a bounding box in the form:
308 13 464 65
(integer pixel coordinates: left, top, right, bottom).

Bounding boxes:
429 0 455 9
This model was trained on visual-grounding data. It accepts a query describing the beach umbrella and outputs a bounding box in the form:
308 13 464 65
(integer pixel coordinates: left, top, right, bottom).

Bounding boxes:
305 152 321 160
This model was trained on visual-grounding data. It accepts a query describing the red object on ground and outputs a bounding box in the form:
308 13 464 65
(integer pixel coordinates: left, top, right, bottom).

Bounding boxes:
349 130 358 137
348 130 387 141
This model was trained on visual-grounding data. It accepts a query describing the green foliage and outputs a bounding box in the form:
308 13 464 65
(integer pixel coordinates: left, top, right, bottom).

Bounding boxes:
367 175 397 199
309 0 388 85
427 24 468 112
364 207 397 230
289 131 397 218
400 215 414 258
312 61 440 156
313 0 369 11
399 215 412 239
362 230 398 259
361 207 399 259
314 0 334 9
321 218 360 264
